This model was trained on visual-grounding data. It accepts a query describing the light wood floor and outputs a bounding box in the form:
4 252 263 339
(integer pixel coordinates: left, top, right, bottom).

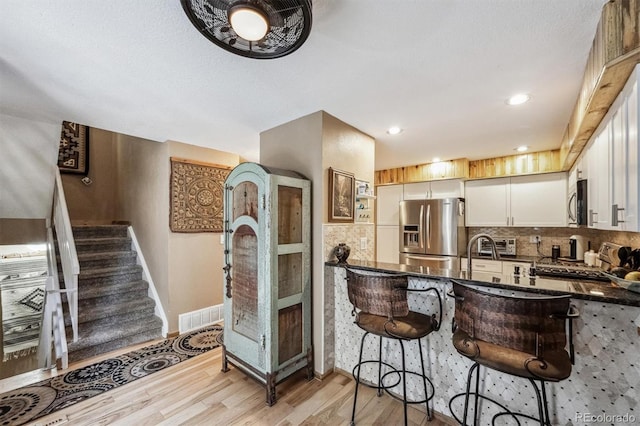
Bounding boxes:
0 340 454 426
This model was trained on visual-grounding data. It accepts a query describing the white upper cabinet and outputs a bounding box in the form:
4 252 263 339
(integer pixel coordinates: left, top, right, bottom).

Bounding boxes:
376 184 404 226
403 179 463 200
464 177 510 226
465 173 567 227
584 66 639 231
510 173 567 227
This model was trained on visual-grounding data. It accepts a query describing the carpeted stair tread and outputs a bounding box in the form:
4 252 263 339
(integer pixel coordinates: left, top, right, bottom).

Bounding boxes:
58 250 138 269
55 223 165 364
67 316 163 356
65 296 156 327
74 287 149 307
72 237 131 253
75 264 142 279
71 225 129 239
76 279 149 300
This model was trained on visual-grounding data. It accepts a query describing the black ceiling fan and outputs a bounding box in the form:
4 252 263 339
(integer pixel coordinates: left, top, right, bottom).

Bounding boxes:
181 0 313 59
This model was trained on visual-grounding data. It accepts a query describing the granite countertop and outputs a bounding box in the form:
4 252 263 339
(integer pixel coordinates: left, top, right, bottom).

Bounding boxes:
326 259 640 307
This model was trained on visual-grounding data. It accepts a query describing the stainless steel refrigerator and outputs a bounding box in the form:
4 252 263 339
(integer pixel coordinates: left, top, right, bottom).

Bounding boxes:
399 198 466 271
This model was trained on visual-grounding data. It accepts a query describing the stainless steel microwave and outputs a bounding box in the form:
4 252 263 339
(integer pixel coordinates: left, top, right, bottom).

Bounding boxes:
568 179 588 227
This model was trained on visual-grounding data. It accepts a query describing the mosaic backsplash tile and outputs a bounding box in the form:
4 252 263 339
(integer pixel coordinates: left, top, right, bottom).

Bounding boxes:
469 227 640 259
323 223 375 262
329 266 640 425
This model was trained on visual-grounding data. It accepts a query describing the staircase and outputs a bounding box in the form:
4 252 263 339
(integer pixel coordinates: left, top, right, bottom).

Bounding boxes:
58 224 163 363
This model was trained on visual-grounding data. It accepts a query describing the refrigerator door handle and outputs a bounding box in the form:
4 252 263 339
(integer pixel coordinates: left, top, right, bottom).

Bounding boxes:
426 204 431 249
419 204 424 249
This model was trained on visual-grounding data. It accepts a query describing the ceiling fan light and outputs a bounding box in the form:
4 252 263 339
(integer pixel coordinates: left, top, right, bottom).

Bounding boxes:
229 5 269 41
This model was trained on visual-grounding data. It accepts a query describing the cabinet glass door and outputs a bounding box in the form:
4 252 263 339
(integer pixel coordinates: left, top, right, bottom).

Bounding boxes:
276 184 304 366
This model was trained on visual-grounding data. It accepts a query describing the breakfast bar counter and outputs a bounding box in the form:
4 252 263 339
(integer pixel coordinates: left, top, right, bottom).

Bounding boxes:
324 260 640 425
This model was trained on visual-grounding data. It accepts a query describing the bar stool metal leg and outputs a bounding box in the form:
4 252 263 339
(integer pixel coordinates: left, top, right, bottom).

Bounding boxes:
399 339 408 426
417 338 432 421
540 380 551 426
528 378 545 426
377 336 383 397
351 331 368 426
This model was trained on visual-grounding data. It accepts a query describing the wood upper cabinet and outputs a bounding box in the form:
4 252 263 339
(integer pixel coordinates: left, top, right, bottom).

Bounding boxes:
465 173 567 227
222 162 312 406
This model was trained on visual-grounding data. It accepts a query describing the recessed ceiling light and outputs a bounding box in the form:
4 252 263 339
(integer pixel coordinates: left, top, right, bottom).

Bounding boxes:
516 146 528 152
432 157 441 163
506 93 531 106
387 126 403 135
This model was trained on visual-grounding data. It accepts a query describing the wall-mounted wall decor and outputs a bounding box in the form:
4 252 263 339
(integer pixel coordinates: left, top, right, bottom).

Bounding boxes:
170 157 231 233
57 121 89 175
328 167 355 223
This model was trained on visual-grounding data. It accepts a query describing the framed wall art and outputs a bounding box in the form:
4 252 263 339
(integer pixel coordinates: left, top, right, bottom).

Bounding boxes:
170 157 232 233
58 121 90 175
328 167 355 223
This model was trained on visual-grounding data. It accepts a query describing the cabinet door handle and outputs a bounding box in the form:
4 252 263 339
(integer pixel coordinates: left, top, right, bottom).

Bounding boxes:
611 204 625 227
511 217 514 226
589 209 597 227
507 217 509 226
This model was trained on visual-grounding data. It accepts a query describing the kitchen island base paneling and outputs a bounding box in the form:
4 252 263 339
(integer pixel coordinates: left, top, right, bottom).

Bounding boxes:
329 265 640 425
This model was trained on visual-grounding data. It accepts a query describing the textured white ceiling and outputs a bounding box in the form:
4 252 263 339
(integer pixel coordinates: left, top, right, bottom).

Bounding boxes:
0 0 607 170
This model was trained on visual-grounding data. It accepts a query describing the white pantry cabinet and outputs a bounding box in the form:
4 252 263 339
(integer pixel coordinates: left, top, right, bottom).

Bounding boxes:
403 179 464 200
376 225 399 263
465 173 567 227
376 184 404 226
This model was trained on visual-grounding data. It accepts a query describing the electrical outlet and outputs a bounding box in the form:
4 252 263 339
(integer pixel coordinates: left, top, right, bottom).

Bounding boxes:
360 237 367 250
220 234 224 245
529 235 541 243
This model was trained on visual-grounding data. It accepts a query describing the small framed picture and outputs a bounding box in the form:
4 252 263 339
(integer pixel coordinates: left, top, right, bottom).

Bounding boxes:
328 168 355 223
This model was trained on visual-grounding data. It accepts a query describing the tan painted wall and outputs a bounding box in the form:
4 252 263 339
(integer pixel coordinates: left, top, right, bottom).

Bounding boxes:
115 134 171 330
167 141 239 325
260 111 324 373
0 219 46 244
62 127 119 224
260 110 375 375
321 112 375 223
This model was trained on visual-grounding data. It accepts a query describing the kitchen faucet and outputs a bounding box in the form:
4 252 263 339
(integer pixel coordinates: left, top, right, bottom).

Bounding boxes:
466 233 501 279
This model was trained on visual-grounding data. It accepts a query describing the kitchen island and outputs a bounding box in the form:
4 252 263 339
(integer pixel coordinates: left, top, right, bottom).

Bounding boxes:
325 260 640 425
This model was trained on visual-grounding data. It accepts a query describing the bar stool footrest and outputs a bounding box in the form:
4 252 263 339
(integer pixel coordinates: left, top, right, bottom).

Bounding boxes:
352 360 401 394
381 370 435 406
449 392 543 426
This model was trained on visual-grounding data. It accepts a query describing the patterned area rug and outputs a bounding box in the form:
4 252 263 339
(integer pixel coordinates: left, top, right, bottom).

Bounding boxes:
0 324 223 426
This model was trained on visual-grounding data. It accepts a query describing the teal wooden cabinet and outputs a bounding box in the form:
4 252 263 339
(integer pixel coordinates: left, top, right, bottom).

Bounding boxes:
222 162 312 406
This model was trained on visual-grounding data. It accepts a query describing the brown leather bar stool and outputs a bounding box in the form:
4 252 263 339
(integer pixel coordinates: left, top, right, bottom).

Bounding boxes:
345 268 442 426
449 280 579 426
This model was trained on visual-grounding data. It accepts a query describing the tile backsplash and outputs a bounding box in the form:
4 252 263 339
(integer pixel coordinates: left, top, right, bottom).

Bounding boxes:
468 227 640 258
323 223 375 262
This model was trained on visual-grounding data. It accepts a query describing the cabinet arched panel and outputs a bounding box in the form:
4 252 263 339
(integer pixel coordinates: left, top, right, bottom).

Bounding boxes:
231 224 258 342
